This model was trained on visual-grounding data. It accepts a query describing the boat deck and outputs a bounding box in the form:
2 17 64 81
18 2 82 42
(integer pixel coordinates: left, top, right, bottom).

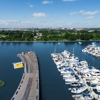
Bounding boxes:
11 51 39 100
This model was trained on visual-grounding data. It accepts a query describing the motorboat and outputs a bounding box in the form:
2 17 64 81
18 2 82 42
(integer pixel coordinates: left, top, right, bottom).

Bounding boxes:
72 90 94 100
95 85 100 92
63 73 75 79
60 68 74 74
69 86 88 94
90 78 100 85
70 82 82 86
79 42 82 44
65 75 80 83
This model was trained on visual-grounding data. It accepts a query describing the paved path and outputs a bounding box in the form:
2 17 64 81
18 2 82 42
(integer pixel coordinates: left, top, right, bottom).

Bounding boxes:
11 51 39 100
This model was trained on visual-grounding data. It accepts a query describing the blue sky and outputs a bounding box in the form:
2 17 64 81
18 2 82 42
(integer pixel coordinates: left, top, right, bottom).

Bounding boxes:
0 0 100 28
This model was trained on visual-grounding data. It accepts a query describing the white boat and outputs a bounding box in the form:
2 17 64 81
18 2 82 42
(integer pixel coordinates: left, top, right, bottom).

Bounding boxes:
72 93 93 100
70 82 82 86
92 42 95 46
84 73 96 80
90 78 100 85
81 43 100 59
57 62 68 69
63 73 75 79
69 86 88 94
57 65 68 72
82 49 87 52
79 42 82 44
65 76 79 83
58 42 60 44
95 85 100 92
60 68 74 74
90 70 100 76
80 68 90 74
66 57 79 63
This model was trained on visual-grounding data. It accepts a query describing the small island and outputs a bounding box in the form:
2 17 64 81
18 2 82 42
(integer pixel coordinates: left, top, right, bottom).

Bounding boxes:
0 80 5 87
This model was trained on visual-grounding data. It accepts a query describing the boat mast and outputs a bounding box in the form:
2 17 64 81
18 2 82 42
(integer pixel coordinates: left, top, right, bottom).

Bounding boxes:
73 48 74 54
55 44 56 53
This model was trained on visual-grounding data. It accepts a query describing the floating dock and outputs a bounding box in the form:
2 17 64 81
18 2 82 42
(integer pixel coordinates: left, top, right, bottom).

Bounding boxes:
13 62 24 69
11 51 39 100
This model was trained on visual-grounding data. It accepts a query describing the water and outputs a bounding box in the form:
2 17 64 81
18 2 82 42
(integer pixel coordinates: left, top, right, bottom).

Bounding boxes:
0 41 100 100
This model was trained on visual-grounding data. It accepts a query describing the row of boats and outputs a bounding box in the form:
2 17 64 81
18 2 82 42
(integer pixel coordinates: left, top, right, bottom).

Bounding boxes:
82 42 100 58
51 50 100 100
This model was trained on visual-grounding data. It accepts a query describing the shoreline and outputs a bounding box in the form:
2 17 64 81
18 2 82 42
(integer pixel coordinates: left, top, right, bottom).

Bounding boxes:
0 40 100 42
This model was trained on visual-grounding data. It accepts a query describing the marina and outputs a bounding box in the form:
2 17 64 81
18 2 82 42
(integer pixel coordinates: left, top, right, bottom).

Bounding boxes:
82 42 100 58
1 42 100 100
51 50 100 100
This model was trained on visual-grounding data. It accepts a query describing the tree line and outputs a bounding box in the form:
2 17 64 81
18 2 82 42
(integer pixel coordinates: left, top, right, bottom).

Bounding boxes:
38 30 100 41
0 30 100 41
0 30 35 41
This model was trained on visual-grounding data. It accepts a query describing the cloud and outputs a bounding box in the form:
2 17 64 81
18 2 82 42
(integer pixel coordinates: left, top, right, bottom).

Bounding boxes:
0 20 36 28
0 20 34 25
42 1 53 4
0 19 100 28
79 10 85 14
79 10 99 15
21 21 35 24
33 13 46 18
0 20 17 25
70 12 78 15
30 5 33 8
63 0 75 2
86 16 94 19
70 10 99 16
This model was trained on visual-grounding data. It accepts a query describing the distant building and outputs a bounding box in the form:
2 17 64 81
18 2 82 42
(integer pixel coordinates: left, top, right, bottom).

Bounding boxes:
88 30 94 32
34 36 38 39
36 33 42 37
76 28 84 31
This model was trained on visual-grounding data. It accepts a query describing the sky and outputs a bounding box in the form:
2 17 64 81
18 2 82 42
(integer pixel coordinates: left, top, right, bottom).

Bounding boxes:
0 0 100 28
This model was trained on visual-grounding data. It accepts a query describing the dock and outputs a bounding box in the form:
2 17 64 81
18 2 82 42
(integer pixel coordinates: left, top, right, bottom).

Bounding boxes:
11 51 39 100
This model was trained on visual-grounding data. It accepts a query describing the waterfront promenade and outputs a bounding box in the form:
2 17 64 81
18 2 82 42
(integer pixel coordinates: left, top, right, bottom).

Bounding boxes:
11 51 39 100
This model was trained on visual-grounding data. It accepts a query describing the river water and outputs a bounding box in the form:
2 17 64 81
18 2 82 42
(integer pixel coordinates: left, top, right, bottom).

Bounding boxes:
0 41 100 100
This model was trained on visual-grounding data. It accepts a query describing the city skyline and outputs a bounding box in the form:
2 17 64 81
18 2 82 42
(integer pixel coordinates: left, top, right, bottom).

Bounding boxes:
0 0 100 28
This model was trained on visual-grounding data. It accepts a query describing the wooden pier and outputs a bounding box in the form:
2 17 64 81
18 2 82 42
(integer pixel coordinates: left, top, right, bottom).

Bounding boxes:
11 51 39 100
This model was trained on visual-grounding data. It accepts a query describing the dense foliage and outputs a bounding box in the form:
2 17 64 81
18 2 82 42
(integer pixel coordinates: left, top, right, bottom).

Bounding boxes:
0 30 100 41
0 30 34 41
0 80 4 87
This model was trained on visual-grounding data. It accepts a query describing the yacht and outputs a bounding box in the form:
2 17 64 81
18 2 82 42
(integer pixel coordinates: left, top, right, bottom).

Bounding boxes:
72 92 93 100
60 68 73 74
65 76 79 83
95 85 100 92
70 82 82 86
90 78 100 85
69 86 88 94
63 73 75 79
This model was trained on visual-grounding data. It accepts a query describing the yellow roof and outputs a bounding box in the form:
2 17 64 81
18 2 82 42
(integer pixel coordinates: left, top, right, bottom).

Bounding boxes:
14 62 24 69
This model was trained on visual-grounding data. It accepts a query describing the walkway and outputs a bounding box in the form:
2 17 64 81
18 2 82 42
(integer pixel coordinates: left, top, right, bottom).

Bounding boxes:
11 51 39 100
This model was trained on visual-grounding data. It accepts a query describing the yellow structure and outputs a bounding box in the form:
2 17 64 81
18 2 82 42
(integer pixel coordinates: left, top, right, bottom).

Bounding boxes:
13 62 24 69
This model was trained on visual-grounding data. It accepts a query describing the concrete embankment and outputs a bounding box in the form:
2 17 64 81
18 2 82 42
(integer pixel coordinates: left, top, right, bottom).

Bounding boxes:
11 51 39 100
